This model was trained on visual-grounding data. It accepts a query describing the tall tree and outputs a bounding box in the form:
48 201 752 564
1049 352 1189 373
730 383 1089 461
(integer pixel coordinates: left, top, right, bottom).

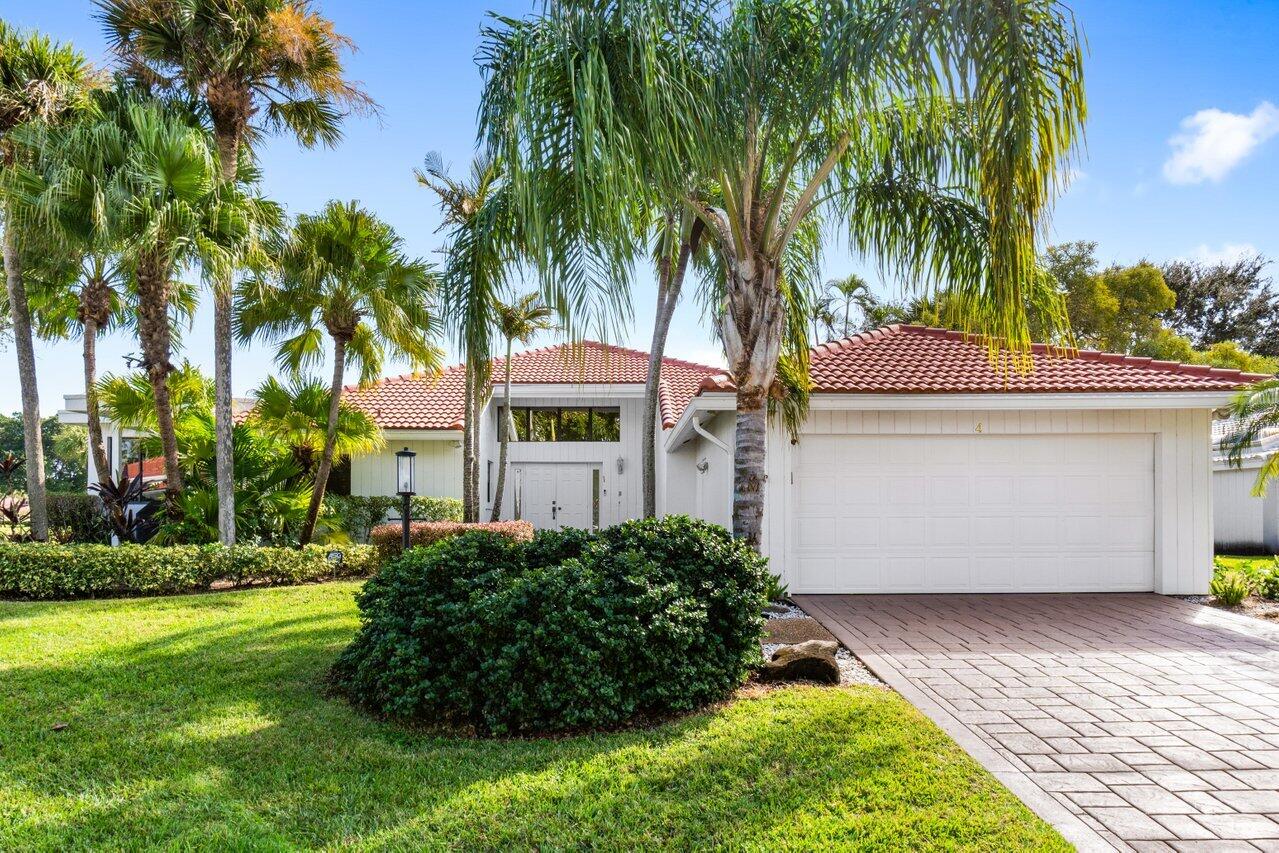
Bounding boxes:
481 0 1085 548
108 97 278 507
1161 254 1279 356
0 22 94 540
416 152 516 523
237 200 439 544
100 0 375 546
1042 241 1174 352
490 292 554 520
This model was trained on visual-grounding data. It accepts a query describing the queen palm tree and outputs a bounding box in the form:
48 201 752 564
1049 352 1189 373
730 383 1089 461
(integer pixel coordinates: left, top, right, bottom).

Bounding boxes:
0 22 94 541
490 292 555 521
481 0 1085 548
416 152 516 523
109 97 279 507
236 200 439 545
99 0 375 546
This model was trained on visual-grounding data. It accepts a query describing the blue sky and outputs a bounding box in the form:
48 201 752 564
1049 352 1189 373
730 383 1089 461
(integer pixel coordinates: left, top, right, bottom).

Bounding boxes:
5 0 1278 414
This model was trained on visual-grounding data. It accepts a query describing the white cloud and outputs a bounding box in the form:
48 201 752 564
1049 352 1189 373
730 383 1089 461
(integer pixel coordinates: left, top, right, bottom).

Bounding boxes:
1186 242 1259 264
1163 102 1279 184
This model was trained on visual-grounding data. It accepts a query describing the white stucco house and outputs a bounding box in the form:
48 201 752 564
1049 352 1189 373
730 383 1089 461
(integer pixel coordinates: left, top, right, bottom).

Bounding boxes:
65 325 1265 594
1211 416 1279 553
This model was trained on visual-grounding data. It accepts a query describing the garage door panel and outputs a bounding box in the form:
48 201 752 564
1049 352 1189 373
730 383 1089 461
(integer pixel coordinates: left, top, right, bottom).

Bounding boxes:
927 476 970 506
885 477 926 505
883 515 924 547
1015 476 1059 505
927 516 970 547
925 557 971 588
791 433 1155 593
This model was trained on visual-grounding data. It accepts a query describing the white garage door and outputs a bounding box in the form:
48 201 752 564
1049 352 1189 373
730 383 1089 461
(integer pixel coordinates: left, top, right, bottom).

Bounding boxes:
791 433 1155 593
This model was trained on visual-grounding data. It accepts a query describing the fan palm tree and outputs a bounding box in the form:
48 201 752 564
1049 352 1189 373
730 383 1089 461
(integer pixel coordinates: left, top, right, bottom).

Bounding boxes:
0 22 94 541
416 152 517 522
99 0 376 546
481 0 1085 548
107 97 279 507
236 200 439 545
249 375 382 476
490 292 555 521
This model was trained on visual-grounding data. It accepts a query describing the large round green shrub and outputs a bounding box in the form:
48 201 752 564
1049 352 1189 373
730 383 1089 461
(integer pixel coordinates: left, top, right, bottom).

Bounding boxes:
329 516 770 734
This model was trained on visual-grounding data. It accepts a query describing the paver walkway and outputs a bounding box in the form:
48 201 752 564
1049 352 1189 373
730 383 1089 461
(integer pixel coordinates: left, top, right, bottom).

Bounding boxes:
795 593 1279 852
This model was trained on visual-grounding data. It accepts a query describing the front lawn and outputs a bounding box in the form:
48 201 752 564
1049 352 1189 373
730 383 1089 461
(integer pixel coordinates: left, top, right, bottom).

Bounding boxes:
0 583 1066 850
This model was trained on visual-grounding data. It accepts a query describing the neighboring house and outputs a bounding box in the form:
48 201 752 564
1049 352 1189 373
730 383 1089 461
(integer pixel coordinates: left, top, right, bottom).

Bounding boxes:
1211 415 1279 553
63 326 1264 594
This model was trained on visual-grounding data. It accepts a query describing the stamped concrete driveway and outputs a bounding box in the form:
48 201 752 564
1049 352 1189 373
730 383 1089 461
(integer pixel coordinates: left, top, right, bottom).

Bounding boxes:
795 593 1279 852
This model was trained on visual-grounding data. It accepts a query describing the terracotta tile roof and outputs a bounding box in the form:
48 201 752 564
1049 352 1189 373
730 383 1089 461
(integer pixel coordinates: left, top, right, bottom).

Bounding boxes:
694 324 1270 397
342 340 723 431
122 456 166 479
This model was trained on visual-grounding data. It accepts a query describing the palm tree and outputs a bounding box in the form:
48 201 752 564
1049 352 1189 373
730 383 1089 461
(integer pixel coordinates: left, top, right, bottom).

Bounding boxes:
1222 380 1279 496
416 152 516 523
99 0 375 547
0 22 94 541
110 97 279 507
481 0 1085 548
236 200 439 545
825 273 872 340
250 375 383 478
490 293 555 520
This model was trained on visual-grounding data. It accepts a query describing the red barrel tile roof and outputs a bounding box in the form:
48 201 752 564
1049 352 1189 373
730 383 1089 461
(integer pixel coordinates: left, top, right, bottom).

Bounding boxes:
343 340 723 431
695 325 1269 396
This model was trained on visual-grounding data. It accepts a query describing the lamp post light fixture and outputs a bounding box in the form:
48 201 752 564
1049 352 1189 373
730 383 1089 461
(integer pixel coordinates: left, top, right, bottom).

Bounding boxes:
395 446 416 551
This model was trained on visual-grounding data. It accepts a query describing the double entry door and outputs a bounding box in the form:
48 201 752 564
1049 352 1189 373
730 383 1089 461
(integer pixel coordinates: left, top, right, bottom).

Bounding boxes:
513 463 601 531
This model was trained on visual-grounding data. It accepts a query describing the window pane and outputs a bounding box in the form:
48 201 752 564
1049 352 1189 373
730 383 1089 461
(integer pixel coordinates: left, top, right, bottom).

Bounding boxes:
532 409 558 441
590 408 621 441
560 409 590 441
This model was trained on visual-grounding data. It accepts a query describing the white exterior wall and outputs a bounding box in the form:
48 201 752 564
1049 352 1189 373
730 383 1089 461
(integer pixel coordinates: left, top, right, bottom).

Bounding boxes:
661 412 733 526
673 404 1216 595
351 437 463 499
1213 464 1276 552
481 391 645 526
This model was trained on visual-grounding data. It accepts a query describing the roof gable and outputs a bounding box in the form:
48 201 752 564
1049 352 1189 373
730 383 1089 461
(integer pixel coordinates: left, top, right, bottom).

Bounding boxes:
342 340 723 431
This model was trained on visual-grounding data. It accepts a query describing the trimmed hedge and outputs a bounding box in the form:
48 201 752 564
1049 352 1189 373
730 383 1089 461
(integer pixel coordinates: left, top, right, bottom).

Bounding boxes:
370 520 534 561
0 542 378 600
331 516 770 735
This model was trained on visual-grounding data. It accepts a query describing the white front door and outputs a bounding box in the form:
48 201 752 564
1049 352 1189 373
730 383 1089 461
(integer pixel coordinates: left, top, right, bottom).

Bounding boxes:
514 463 600 530
790 433 1156 593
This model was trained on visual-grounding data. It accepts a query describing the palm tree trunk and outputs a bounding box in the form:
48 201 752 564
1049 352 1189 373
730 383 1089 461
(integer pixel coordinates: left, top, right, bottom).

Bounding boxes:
299 338 346 545
490 340 514 521
81 316 110 484
472 372 486 516
643 220 702 518
134 260 183 505
213 127 240 546
721 254 785 551
2 214 48 541
462 356 474 522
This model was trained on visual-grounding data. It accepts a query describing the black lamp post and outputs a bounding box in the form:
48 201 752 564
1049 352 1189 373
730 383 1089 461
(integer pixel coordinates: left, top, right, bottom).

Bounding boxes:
395 446 416 551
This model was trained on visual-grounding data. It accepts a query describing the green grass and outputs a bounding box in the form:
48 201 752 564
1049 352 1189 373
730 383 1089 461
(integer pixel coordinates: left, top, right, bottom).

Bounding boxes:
0 583 1067 851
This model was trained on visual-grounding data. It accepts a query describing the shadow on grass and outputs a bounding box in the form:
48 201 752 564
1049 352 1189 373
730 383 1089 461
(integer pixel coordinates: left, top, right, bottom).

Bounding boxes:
0 584 1066 850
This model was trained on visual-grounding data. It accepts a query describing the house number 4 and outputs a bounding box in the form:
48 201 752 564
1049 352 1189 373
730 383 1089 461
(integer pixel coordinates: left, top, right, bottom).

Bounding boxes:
974 422 984 433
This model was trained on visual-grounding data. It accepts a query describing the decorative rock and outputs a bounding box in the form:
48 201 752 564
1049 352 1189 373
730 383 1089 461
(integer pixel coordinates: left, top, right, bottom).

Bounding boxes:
758 639 840 684
763 603 792 616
